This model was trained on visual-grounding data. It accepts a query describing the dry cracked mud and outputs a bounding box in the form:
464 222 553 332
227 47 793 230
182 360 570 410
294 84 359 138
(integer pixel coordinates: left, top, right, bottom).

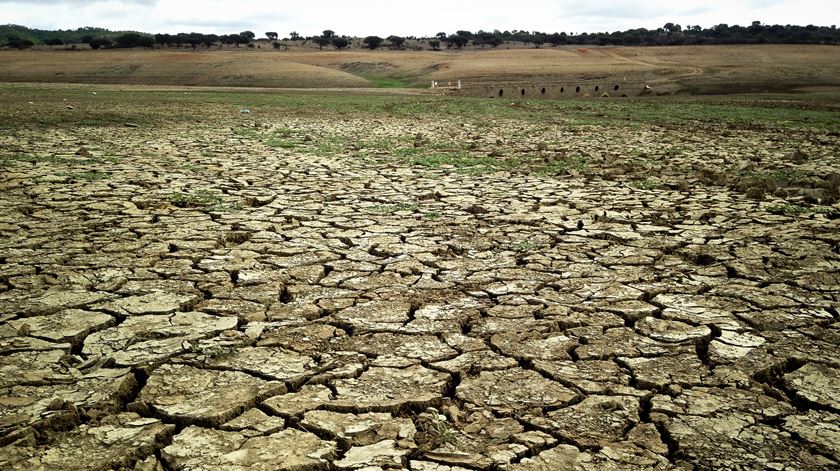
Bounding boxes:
1 90 840 470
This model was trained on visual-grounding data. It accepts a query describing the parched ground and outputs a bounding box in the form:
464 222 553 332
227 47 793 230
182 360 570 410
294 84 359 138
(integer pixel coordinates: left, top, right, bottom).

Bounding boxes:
1 84 839 470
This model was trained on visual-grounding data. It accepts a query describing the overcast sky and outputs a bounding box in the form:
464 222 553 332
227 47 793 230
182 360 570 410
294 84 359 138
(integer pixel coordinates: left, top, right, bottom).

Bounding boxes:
2 0 837 37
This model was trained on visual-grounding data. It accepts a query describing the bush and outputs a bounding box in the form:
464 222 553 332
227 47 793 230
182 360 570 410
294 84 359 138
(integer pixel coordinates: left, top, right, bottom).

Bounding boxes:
363 36 383 49
88 37 113 50
8 38 34 49
429 39 440 50
332 37 349 50
114 32 142 48
387 35 405 49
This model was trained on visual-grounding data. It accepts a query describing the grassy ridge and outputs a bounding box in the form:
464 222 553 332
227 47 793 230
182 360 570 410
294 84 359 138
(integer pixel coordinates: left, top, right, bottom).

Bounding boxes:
1 84 838 133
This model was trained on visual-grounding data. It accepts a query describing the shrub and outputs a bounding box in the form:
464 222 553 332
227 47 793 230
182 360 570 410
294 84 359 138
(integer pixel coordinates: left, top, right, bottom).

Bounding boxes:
363 36 384 49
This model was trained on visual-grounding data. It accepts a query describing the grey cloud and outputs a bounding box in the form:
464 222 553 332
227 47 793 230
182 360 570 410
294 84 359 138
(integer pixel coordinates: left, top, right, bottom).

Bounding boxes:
0 0 157 4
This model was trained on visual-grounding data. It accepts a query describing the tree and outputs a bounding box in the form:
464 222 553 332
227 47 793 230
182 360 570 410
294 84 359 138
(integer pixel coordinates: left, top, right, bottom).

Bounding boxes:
663 22 682 33
114 32 143 48
289 31 301 41
332 37 349 50
446 34 469 49
456 30 473 40
44 38 63 47
234 33 251 47
8 37 34 49
322 30 335 39
313 35 331 50
387 35 405 49
436 32 447 40
363 36 384 49
138 35 155 49
88 37 112 49
80 34 94 44
532 33 546 48
240 31 255 42
265 32 278 40
429 39 440 50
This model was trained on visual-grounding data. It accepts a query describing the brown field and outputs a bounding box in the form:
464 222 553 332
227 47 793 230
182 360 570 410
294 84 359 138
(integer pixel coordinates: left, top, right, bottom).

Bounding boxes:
1 44 839 94
1 44 840 470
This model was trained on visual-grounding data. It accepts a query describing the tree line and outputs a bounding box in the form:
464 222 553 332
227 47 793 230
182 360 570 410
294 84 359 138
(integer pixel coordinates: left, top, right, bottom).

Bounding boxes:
2 22 839 50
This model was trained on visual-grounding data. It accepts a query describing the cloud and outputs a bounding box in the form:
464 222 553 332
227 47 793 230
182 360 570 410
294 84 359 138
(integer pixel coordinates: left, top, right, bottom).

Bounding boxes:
0 0 157 3
1 0 837 36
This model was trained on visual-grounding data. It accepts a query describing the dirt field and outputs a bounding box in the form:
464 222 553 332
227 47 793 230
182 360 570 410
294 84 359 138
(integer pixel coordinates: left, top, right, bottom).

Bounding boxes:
2 45 840 93
1 81 839 470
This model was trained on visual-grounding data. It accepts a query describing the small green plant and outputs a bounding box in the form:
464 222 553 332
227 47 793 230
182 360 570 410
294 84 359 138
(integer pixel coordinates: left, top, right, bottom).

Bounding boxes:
233 127 259 139
764 204 830 215
418 413 457 451
70 171 110 181
170 189 224 208
630 178 658 190
423 211 442 220
539 156 587 175
311 135 347 157
264 138 296 149
190 343 238 359
510 240 541 252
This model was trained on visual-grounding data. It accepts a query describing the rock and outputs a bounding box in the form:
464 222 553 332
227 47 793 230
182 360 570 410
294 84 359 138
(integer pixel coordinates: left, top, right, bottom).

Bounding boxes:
783 411 840 461
0 368 136 445
262 384 334 418
331 366 450 412
7 310 114 347
204 346 317 387
456 369 578 413
525 395 640 447
2 413 173 471
95 292 201 316
302 410 416 448
331 300 412 333
161 426 336 471
220 408 285 435
335 439 409 469
431 350 518 375
619 354 710 389
490 332 577 361
635 317 711 343
331 333 458 363
82 312 237 367
783 363 840 410
138 364 285 426
660 414 832 469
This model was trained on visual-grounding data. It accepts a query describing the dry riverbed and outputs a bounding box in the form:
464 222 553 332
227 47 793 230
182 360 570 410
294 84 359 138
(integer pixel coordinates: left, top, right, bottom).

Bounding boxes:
1 85 839 470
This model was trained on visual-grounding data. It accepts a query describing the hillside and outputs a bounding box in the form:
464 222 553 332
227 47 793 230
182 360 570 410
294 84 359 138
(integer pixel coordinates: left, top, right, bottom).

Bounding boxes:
1 45 839 94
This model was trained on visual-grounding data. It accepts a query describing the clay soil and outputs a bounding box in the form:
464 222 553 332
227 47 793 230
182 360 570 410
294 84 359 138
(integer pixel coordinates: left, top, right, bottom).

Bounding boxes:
1 82 839 469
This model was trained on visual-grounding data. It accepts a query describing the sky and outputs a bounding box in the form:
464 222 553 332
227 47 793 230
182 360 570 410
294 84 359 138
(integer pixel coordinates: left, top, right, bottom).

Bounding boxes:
1 0 838 37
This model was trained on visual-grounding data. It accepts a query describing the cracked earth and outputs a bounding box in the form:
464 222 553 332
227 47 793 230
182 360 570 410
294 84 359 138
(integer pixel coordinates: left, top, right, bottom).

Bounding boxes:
1 92 840 470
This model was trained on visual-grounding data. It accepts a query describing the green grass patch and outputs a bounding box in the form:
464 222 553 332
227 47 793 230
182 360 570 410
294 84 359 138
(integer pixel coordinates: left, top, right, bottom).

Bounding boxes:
510 240 543 252
539 156 588 175
170 189 224 208
264 138 296 149
764 203 831 215
631 178 659 190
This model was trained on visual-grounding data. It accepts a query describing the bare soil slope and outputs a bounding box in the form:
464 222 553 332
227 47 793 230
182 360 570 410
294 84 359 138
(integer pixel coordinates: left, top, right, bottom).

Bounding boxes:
1 45 839 93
